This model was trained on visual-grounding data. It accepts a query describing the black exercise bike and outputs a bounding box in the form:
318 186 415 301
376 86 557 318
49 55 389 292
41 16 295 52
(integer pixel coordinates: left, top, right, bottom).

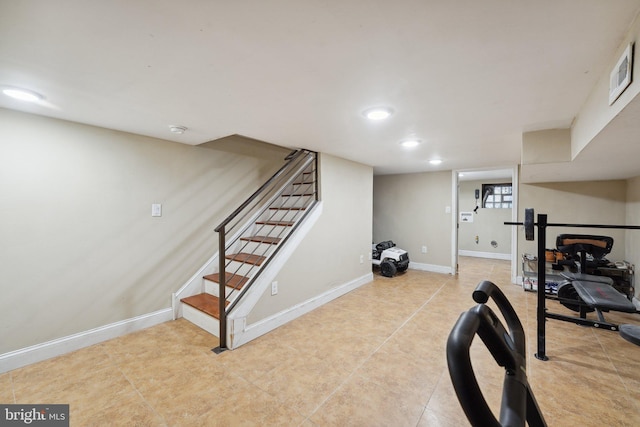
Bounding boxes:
447 280 547 427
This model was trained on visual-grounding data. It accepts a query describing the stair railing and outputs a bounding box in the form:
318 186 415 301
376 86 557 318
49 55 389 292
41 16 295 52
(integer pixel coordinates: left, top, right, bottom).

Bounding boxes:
221 161 316 304
214 149 318 351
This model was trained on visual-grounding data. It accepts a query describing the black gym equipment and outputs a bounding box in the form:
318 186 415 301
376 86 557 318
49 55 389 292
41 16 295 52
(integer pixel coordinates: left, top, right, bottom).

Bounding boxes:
506 209 640 360
447 280 547 427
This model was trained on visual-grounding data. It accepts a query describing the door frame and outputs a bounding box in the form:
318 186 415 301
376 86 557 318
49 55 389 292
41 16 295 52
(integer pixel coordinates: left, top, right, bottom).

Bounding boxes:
451 165 519 283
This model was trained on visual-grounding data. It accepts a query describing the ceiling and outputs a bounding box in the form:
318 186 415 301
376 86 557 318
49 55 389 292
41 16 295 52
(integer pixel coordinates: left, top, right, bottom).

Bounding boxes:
458 169 513 182
2 1 640 179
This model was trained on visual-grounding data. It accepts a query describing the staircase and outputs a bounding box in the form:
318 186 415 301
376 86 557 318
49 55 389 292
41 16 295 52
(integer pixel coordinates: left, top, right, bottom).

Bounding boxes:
180 150 318 349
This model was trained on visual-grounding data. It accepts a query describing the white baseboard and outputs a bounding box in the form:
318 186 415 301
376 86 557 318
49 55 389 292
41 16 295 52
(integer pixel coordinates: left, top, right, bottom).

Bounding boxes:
0 308 173 374
458 250 511 260
409 262 453 275
228 272 373 349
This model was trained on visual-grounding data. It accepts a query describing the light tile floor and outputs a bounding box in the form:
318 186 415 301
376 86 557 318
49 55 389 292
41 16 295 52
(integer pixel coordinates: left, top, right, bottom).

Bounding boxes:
3 257 640 426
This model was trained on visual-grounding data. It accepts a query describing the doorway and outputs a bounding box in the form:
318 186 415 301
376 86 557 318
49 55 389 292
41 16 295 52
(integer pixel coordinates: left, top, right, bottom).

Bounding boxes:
451 167 518 282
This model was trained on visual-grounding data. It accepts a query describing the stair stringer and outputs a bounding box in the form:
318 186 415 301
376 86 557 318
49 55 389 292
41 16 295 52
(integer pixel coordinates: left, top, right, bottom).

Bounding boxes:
226 201 323 349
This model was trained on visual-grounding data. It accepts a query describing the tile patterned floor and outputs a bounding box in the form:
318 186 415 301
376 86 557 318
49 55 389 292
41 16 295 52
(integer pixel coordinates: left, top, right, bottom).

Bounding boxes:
3 257 640 426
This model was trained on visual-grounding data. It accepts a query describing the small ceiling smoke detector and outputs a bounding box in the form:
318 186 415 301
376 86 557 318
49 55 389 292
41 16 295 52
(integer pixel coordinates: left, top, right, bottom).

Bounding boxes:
363 107 393 121
169 125 187 134
2 87 45 102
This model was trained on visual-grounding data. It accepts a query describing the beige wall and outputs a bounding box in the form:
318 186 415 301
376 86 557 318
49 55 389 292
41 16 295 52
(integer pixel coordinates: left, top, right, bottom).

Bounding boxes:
0 108 289 354
572 13 640 158
373 171 452 268
373 169 638 296
458 180 512 255
522 129 571 165
517 179 628 272
372 167 638 290
248 154 373 322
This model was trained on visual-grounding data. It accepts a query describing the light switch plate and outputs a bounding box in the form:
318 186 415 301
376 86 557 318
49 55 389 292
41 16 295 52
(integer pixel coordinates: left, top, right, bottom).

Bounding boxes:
151 203 162 217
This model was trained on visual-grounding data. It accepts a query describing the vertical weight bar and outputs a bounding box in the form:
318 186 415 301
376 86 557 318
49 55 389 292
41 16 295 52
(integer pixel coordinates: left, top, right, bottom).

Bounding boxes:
535 214 548 361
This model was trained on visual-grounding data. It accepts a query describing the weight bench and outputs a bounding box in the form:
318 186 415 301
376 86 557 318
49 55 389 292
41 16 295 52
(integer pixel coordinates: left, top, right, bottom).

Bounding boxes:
571 280 636 313
550 234 640 346
505 209 640 359
557 280 640 345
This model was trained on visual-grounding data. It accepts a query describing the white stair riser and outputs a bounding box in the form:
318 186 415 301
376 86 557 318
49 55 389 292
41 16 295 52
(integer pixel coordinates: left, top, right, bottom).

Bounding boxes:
281 191 314 200
291 182 315 192
277 196 312 209
237 240 278 256
223 260 261 278
203 280 243 300
252 224 292 239
182 303 219 337
266 210 303 222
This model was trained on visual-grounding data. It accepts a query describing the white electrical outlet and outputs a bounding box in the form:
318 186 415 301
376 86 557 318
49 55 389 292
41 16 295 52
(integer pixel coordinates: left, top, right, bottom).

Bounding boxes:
359 254 364 264
421 246 427 253
271 281 278 295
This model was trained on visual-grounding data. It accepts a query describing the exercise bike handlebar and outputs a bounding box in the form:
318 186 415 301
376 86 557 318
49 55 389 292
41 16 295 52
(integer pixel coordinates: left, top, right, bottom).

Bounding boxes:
473 280 526 356
447 304 527 427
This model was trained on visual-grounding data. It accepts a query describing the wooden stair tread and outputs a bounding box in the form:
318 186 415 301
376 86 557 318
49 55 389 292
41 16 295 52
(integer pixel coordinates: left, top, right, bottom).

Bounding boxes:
181 293 228 319
240 236 281 245
255 220 294 226
203 273 249 289
225 252 267 265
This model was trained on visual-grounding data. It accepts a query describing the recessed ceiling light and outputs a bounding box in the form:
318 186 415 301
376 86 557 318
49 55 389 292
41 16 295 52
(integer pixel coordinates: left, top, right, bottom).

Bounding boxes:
429 159 443 165
400 139 422 148
400 139 421 148
2 87 45 102
363 107 393 121
169 125 187 134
